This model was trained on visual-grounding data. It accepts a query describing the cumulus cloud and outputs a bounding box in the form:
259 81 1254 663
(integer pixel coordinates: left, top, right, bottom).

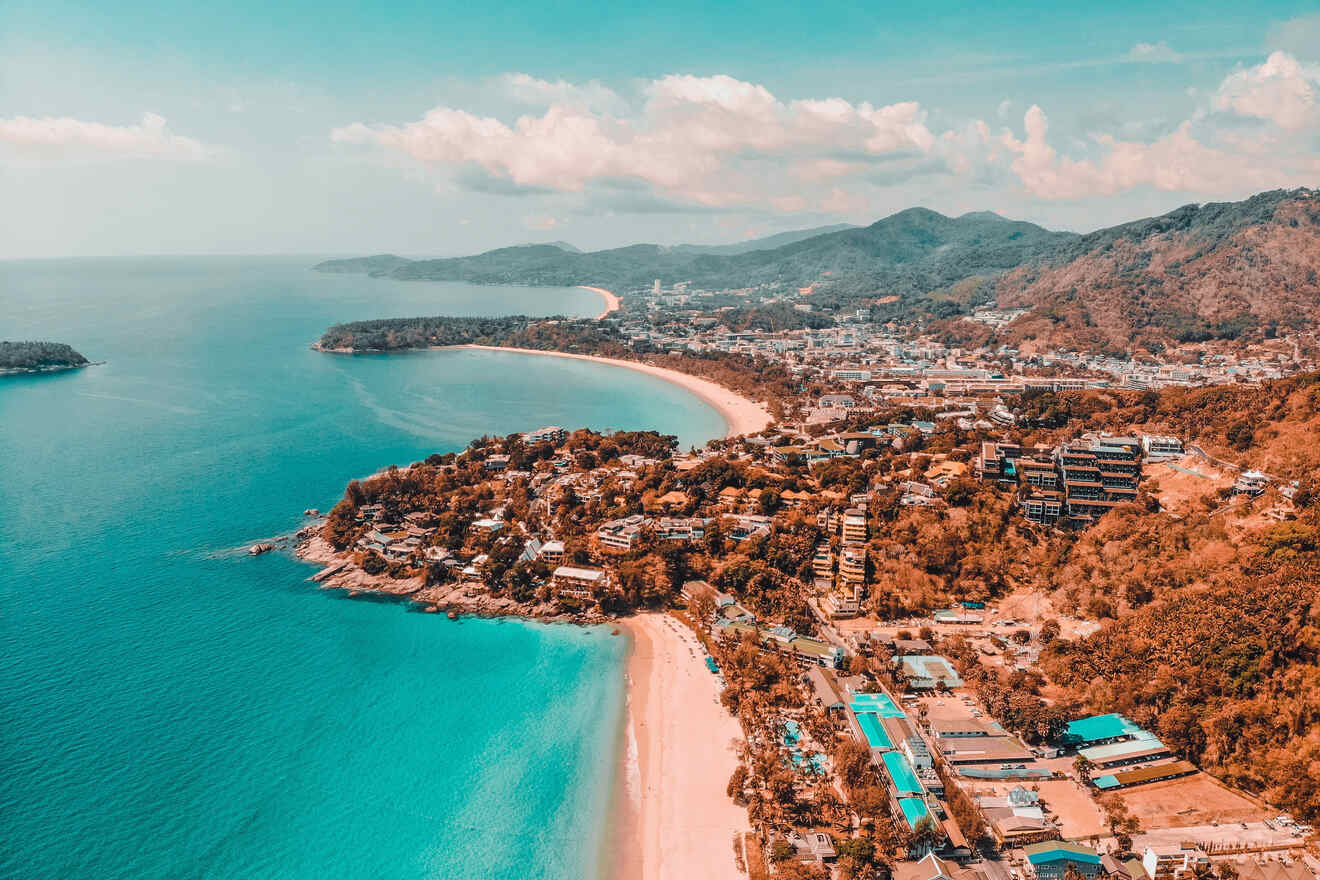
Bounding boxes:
0 112 213 160
1127 41 1182 63
498 73 626 114
1000 104 1313 199
1213 51 1318 130
332 73 939 210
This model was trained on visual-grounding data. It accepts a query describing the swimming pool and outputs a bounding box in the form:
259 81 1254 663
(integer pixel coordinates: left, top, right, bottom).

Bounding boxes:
855 712 893 749
849 692 906 718
782 720 802 746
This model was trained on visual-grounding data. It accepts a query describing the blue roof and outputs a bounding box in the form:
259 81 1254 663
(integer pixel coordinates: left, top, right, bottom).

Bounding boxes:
1092 774 1120 789
882 751 922 796
1026 845 1101 866
1065 713 1143 744
898 796 930 829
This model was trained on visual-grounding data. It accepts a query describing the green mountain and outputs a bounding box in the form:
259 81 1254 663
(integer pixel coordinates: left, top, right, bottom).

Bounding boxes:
314 210 1073 299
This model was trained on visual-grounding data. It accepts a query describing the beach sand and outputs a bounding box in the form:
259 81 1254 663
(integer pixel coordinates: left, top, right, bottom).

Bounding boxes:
580 285 622 319
613 613 748 880
454 345 772 438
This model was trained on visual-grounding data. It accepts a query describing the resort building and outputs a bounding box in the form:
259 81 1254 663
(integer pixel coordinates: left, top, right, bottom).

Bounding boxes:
655 517 712 542
523 426 566 445
1024 842 1102 880
812 544 834 582
551 565 610 602
841 507 868 543
596 514 650 551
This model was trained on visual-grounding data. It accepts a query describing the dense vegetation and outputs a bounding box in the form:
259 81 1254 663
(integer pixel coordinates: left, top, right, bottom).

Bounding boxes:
317 188 1320 346
317 314 799 410
315 209 1074 302
0 341 89 371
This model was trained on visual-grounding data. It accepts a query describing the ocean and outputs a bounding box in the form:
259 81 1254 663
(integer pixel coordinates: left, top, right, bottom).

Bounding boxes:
0 257 725 879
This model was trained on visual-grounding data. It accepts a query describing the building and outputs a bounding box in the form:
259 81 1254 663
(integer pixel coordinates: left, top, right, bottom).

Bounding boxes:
896 654 964 690
1024 842 1102 880
596 514 651 551
1235 470 1269 496
1141 434 1184 458
655 517 711 542
1062 714 1145 749
537 540 565 565
551 565 610 602
841 507 868 543
1142 845 1209 880
523 426 566 445
812 544 834 581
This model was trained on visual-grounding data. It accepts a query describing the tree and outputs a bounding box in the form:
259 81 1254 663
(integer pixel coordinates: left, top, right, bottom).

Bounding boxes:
910 814 943 853
1074 755 1095 781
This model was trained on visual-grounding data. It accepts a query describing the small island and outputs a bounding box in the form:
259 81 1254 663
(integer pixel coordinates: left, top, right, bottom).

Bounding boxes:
0 341 91 376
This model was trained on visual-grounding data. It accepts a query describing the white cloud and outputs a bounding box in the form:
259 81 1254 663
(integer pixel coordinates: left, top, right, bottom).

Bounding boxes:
498 73 626 114
331 73 939 210
1000 104 1315 199
1127 41 1182 63
0 112 213 160
1213 51 1318 130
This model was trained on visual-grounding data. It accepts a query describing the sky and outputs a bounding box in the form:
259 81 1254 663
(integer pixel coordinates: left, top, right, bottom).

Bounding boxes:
2 0 1319 258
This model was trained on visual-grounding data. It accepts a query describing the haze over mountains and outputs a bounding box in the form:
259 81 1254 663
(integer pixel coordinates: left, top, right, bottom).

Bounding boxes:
318 188 1320 352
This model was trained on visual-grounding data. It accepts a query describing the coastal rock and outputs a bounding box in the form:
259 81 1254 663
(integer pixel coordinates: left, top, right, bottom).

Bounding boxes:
248 542 275 555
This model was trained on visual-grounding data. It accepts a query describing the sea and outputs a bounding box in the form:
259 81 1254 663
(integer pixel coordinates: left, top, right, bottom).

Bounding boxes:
0 256 726 879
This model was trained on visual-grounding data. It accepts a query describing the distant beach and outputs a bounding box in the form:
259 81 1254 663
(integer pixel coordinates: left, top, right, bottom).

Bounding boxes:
452 345 772 438
612 614 748 880
579 285 621 320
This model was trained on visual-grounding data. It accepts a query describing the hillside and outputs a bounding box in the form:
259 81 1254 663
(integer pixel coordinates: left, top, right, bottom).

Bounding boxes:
315 189 1320 349
668 223 858 256
0 341 89 373
315 210 1073 308
998 188 1320 353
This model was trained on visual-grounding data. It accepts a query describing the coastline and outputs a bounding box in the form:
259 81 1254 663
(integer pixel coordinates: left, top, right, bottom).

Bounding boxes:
611 613 748 880
579 285 621 320
452 345 771 438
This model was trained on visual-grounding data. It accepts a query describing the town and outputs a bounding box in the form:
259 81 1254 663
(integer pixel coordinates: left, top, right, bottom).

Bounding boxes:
299 370 1319 880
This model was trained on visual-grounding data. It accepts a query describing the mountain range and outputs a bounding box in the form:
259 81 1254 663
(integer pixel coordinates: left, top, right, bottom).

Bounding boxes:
316 188 1320 351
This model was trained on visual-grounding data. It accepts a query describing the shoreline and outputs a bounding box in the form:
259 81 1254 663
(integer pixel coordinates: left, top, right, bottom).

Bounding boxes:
610 613 748 880
451 345 771 439
579 285 621 320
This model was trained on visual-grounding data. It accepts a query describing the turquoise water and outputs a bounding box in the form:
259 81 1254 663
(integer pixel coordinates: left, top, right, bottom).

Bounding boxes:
0 257 726 879
848 691 905 718
882 751 923 796
855 712 892 749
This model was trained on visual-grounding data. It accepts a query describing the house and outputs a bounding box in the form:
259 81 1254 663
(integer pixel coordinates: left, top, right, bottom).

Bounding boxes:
787 830 837 864
893 852 987 880
551 565 610 602
483 454 511 471
1024 842 1102 880
655 517 711 542
1235 470 1269 496
1142 845 1209 880
805 666 848 715
1141 434 1184 458
537 540 565 565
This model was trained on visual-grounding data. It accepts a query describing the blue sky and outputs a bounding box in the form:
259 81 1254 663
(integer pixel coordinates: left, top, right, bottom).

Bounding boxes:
2 1 1318 257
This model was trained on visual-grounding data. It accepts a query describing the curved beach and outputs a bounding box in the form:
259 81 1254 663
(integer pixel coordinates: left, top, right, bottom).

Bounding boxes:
452 345 772 438
580 285 621 320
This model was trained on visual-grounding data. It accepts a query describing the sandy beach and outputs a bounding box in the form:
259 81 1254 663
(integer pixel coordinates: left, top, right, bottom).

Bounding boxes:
614 613 748 880
580 285 622 319
453 345 772 438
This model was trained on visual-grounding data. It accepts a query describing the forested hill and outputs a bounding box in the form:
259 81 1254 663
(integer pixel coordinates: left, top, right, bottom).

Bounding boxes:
0 341 90 373
313 210 1074 298
997 188 1320 352
317 189 1320 350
